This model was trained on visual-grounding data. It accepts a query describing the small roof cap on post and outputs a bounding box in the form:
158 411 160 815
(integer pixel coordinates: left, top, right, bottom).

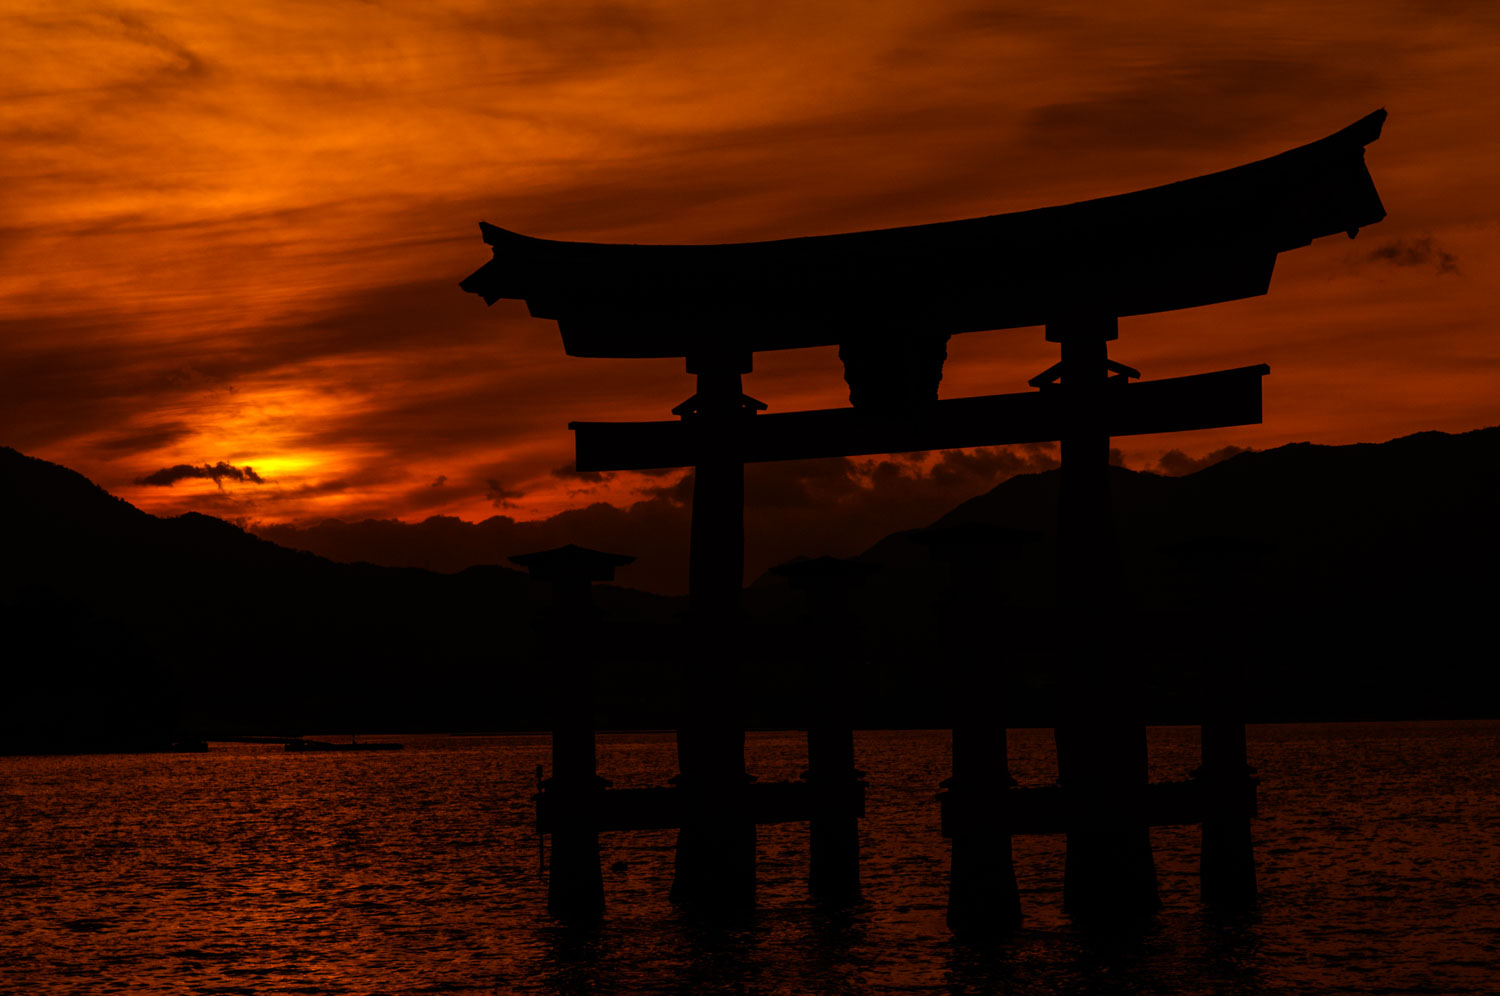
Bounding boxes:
509 544 635 583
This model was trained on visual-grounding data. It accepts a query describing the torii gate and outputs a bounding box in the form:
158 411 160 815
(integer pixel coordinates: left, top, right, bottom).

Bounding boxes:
463 109 1387 923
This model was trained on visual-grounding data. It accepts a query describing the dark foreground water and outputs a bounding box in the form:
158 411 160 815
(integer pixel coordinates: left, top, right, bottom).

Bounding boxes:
1 722 1496 995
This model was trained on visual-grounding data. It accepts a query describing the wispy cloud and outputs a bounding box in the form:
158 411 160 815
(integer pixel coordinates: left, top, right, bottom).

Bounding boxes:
1367 238 1459 275
2 0 1498 536
93 421 195 454
258 443 1061 593
137 461 266 487
1156 445 1249 477
485 478 524 509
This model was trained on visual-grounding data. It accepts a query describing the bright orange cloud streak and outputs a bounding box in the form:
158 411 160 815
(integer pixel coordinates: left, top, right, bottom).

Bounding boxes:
3 1 1498 586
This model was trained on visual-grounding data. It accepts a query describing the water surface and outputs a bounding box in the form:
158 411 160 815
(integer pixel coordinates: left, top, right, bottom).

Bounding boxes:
2 722 1496 994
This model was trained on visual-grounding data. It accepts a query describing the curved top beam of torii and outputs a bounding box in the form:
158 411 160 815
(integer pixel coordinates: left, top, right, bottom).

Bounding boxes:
460 109 1386 359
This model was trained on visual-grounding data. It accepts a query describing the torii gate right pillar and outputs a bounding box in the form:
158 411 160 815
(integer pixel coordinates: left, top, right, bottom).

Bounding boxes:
1050 315 1161 921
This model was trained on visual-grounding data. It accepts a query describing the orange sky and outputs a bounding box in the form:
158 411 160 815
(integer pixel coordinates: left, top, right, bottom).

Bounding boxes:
4 2 1498 589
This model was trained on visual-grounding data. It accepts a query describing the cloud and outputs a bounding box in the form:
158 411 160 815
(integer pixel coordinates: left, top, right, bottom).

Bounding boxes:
1155 445 1248 477
256 444 1059 593
448 1 666 85
485 478 524 508
552 463 611 484
92 422 195 454
430 475 447 487
110 10 211 91
1367 238 1459 274
1023 57 1379 155
136 461 266 487
5 0 1497 545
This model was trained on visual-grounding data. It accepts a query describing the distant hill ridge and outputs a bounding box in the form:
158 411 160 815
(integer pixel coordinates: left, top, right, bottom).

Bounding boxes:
0 444 671 749
760 426 1500 724
815 425 1500 584
2 444 331 573
3 425 1498 744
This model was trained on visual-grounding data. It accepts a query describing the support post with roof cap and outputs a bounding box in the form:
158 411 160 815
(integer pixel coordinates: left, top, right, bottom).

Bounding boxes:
771 556 875 903
918 523 1029 934
512 543 635 922
1164 536 1264 909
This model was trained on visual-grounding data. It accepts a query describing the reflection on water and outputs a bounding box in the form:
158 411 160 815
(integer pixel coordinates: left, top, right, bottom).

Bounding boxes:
1 723 1497 994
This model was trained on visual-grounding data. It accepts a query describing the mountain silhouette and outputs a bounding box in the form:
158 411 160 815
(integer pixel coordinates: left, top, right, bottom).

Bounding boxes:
0 447 676 753
744 426 1500 726
3 427 1497 751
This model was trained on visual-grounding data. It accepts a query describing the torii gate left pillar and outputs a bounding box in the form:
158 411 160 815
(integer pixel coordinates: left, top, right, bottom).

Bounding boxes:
669 349 758 913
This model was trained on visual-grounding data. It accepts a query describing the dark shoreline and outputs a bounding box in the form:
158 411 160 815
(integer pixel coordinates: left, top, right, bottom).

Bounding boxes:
7 717 1495 756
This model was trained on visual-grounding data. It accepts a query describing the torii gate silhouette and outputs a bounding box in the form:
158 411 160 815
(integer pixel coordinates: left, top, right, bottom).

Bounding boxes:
463 109 1387 926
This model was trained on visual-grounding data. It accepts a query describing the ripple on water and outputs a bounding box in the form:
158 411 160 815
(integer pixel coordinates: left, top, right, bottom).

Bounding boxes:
0 723 1497 994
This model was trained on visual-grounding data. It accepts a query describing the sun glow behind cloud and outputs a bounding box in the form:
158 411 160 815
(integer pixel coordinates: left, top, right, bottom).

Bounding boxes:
3 0 1498 557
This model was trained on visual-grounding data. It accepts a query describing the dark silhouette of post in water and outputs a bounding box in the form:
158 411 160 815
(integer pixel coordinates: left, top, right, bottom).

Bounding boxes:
916 523 1029 934
770 556 875 903
511 543 635 922
670 350 762 912
1165 536 1266 908
1048 315 1161 921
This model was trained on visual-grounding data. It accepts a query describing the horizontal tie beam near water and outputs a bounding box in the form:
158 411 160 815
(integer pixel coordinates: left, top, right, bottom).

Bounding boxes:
538 781 866 833
534 779 1244 835
570 365 1269 472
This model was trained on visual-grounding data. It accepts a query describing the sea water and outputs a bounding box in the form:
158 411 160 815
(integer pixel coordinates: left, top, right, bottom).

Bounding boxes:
2 723 1496 994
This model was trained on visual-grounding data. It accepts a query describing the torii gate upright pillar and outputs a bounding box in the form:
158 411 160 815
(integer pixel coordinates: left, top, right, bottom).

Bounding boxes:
1050 315 1161 921
512 543 635 922
917 523 1027 935
770 555 875 904
670 349 757 912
